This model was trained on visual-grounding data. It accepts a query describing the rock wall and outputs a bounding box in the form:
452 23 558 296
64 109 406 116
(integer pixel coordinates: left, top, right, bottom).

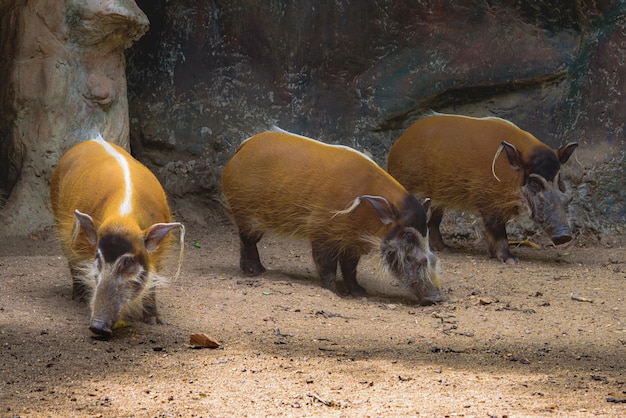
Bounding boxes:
1 0 624 236
0 0 148 235
126 0 625 234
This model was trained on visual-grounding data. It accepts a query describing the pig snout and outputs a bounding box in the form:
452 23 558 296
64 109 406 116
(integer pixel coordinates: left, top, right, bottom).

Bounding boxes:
409 252 443 306
551 227 573 246
544 205 573 246
417 288 444 306
523 176 574 247
89 317 113 338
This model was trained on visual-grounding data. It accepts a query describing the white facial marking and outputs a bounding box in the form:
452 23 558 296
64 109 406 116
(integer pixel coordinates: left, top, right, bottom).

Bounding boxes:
93 134 133 216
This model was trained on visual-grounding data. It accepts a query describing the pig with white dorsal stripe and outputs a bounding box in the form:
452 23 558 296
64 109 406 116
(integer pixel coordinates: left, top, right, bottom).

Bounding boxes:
50 134 184 337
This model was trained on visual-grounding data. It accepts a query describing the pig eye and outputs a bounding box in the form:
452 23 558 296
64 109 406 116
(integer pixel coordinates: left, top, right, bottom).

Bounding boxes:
402 231 416 243
527 178 544 192
121 256 134 269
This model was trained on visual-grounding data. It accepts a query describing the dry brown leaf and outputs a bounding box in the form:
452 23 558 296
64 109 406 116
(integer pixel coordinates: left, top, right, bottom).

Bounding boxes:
189 333 220 349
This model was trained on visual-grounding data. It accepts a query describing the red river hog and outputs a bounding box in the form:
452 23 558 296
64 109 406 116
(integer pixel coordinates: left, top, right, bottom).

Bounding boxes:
50 135 184 338
387 114 578 264
222 129 442 305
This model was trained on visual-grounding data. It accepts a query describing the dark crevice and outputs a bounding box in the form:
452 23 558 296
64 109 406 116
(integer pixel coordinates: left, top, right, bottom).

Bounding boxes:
377 71 568 131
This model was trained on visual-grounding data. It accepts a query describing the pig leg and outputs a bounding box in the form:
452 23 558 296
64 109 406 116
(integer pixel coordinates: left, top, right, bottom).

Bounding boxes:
142 289 166 325
239 230 266 276
480 211 518 264
428 206 449 251
69 263 89 302
339 251 367 297
311 240 343 295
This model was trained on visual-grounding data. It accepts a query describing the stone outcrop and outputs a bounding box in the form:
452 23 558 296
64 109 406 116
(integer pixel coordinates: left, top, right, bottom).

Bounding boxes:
125 0 625 233
0 0 148 235
0 0 624 236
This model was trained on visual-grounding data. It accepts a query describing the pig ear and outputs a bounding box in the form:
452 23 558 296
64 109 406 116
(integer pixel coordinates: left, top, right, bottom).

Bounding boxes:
144 222 183 252
332 195 398 225
500 141 523 171
358 195 399 225
422 198 432 223
491 141 523 182
74 209 98 245
556 142 578 164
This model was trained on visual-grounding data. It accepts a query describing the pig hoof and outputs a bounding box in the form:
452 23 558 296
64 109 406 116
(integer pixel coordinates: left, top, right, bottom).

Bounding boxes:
145 316 168 326
143 316 157 325
347 284 368 298
241 260 266 276
89 324 112 338
496 252 519 264
321 281 348 297
503 256 518 265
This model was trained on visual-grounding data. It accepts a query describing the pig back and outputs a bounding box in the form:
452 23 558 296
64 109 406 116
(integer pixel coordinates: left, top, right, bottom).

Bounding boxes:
50 139 172 260
223 131 407 250
387 115 545 216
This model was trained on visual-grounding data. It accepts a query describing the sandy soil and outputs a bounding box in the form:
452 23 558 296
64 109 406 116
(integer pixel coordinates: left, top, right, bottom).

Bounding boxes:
1 219 625 417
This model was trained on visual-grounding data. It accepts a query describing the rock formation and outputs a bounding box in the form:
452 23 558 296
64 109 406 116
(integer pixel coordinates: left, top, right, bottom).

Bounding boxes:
0 0 148 235
0 1 624 236
125 0 625 233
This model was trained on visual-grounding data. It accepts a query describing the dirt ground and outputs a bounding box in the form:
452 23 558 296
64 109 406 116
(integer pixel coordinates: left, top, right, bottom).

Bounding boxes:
1 217 625 417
